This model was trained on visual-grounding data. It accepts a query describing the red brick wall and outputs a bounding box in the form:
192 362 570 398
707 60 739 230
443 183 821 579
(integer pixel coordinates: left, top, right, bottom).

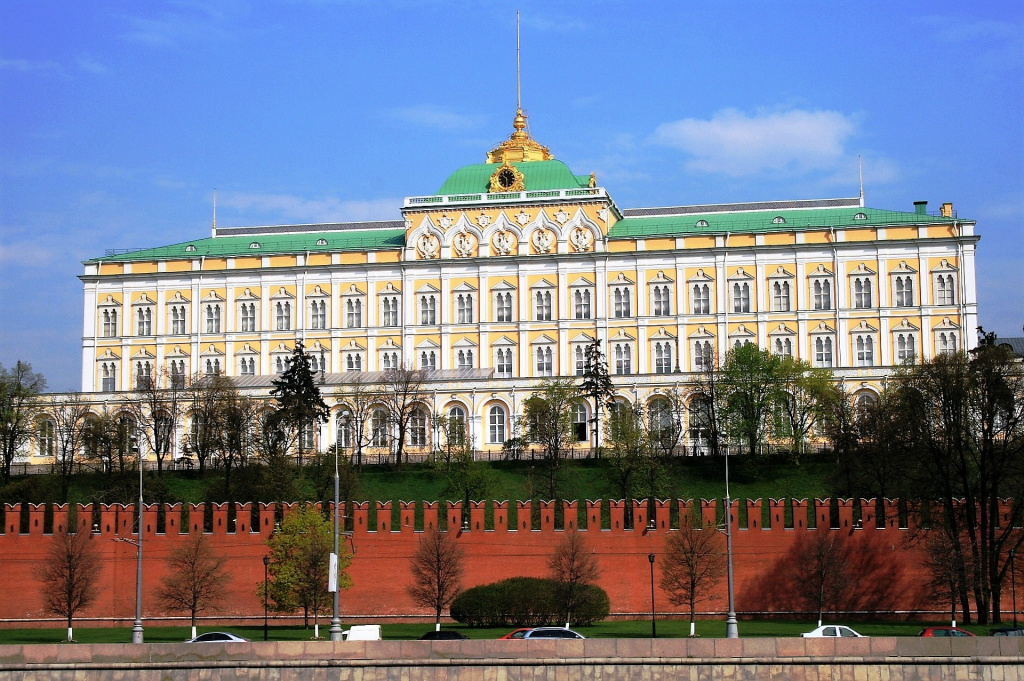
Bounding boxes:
1 497 991 625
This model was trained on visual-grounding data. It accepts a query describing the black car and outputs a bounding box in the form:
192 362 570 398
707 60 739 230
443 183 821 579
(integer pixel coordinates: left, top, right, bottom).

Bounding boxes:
419 630 469 640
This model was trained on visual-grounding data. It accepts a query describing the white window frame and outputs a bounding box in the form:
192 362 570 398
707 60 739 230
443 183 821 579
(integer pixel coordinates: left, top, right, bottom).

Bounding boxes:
419 294 437 325
612 286 633 318
535 345 554 377
613 343 632 375
494 290 514 323
811 277 833 311
652 341 673 374
488 405 507 444
813 335 834 368
854 334 875 367
895 332 917 362
495 346 514 378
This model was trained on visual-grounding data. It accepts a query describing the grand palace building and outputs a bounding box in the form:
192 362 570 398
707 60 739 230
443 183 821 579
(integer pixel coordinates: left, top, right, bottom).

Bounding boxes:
28 108 979 464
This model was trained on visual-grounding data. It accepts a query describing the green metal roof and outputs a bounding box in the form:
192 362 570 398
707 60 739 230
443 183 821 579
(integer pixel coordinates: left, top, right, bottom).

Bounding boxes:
608 207 958 239
436 160 590 195
88 228 407 263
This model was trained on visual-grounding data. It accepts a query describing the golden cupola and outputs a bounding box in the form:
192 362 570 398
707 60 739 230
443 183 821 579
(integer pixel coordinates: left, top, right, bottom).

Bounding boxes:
485 108 553 165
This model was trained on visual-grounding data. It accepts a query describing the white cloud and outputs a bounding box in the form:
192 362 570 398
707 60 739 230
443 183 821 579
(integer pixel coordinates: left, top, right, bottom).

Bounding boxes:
75 55 107 75
0 58 63 75
121 2 237 47
0 240 56 268
652 108 858 177
218 192 402 224
385 105 485 132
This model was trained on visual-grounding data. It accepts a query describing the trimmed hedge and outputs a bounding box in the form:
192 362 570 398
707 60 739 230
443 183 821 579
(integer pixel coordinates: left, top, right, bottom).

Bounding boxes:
450 577 610 627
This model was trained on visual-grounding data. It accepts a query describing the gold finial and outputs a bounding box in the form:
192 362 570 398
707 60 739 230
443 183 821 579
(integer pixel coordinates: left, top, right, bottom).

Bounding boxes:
486 13 552 164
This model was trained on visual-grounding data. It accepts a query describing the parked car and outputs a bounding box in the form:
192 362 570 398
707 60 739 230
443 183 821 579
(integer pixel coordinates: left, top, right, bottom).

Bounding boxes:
918 626 975 637
186 632 250 643
801 625 863 638
500 627 585 639
499 628 534 639
992 627 1024 637
419 630 469 640
343 625 382 641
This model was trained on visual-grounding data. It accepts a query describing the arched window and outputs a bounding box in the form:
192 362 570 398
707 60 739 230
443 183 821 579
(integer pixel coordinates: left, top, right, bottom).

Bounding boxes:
854 278 872 309
370 409 388 447
772 281 791 312
614 344 631 375
420 295 436 325
895 276 914 307
447 406 467 446
572 403 588 442
693 340 712 371
733 283 750 313
206 304 222 333
575 346 586 376
652 285 671 316
536 347 553 376
813 280 832 310
37 419 55 458
814 337 833 368
382 296 399 326
574 290 591 319
654 342 672 374
692 284 710 314
457 294 474 324
488 405 507 444
496 292 513 322
896 334 916 362
275 301 291 331
855 336 874 367
408 408 428 447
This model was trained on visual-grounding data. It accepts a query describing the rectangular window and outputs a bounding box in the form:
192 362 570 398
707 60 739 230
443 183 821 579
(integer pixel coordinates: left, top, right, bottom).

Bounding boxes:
102 309 119 337
345 299 362 328
420 295 436 325
275 302 291 331
574 346 585 376
895 276 914 307
654 342 672 374
573 290 591 319
692 284 710 315
496 292 513 322
652 285 671 316
136 307 152 335
613 287 631 318
101 363 116 391
310 300 327 329
853 278 872 309
812 280 832 310
536 347 553 376
693 341 712 371
815 337 834 368
855 336 874 367
496 348 513 378
382 296 399 327
456 293 474 324
732 283 750 313
614 344 631 375
772 281 790 312
535 291 552 321
935 275 955 305
205 304 221 334
456 349 474 369
240 303 256 332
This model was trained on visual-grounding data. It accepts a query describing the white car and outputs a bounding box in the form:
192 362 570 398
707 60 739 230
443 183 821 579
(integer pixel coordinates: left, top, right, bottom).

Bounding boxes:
187 632 250 643
801 625 863 638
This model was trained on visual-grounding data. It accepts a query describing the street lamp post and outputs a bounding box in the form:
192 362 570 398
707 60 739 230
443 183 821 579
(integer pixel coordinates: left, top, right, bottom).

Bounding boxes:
647 553 657 638
724 447 738 639
131 448 144 644
1010 549 1018 629
262 555 269 641
330 411 350 642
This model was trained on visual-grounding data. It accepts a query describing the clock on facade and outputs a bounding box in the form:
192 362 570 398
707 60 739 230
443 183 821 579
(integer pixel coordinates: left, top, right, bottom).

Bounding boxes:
489 163 525 192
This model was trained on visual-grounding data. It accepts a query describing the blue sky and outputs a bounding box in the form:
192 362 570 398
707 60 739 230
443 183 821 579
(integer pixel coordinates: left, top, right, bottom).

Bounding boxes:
1 1 1022 391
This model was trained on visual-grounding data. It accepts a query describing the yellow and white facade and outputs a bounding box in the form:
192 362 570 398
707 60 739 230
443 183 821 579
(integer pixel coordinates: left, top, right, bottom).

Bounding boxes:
71 109 979 458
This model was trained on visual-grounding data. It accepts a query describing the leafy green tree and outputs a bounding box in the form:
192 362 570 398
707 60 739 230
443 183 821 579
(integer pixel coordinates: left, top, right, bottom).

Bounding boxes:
894 338 1024 624
721 343 782 457
0 361 46 483
183 373 232 474
603 403 653 505
774 357 834 461
578 340 615 452
270 341 329 467
260 504 351 630
430 413 488 515
523 378 579 500
156 533 229 640
219 387 259 497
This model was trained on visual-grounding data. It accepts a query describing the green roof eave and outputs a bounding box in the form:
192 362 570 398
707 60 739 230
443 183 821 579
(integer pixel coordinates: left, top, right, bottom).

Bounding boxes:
608 207 963 240
436 160 589 195
86 228 407 263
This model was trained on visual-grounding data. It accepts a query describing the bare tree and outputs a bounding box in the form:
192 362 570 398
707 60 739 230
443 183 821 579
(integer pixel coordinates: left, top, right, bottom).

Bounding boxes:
603 403 657 527
793 532 849 627
0 361 46 483
39 528 100 641
127 366 188 475
924 528 971 627
549 529 600 628
183 373 229 473
407 527 465 630
219 387 258 496
157 533 229 639
337 375 378 469
690 348 728 458
659 514 726 636
380 365 427 467
43 393 91 502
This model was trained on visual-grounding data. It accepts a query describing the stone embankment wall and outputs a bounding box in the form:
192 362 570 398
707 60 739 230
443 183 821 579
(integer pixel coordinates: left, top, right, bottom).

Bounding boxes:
1 638 1022 680
1 497 1014 624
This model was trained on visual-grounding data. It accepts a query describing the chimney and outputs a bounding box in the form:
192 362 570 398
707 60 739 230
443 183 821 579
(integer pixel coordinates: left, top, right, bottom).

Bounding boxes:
940 202 953 218
913 201 928 216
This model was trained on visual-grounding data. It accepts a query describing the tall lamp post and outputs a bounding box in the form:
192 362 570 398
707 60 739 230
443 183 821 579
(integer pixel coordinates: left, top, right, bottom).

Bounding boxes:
1010 549 1018 629
132 446 144 644
262 555 269 641
723 446 738 639
329 411 350 641
648 553 657 638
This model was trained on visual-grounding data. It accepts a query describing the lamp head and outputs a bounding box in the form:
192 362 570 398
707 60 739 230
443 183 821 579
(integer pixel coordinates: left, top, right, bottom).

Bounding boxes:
648 553 655 564
263 555 269 567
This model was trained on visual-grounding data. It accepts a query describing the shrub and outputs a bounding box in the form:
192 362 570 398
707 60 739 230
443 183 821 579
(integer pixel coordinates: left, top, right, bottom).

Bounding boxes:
450 576 609 627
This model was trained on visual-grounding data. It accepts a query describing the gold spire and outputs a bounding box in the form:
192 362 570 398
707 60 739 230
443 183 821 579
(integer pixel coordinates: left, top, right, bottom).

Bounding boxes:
486 13 552 164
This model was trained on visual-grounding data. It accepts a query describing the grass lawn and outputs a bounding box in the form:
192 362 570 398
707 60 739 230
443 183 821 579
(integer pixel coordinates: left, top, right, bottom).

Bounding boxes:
0 619 998 645
2 456 838 509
